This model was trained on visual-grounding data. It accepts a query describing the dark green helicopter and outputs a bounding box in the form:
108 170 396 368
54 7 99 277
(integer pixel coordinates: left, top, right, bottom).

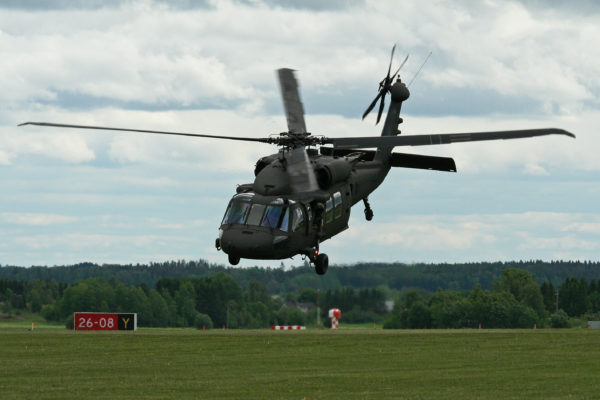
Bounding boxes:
20 46 575 275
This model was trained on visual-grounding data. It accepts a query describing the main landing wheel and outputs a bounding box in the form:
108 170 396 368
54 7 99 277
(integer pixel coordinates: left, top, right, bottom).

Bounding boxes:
315 253 329 275
228 254 240 266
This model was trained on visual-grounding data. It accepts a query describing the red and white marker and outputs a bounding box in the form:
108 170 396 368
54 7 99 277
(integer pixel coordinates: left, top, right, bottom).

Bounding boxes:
328 308 341 330
271 325 306 330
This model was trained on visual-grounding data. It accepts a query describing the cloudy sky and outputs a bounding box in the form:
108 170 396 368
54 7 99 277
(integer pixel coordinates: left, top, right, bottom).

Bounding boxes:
1 0 598 268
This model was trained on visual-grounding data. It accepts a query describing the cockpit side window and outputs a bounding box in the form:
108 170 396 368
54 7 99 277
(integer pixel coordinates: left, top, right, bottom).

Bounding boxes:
333 191 342 219
222 200 251 225
261 205 282 228
325 197 334 223
291 205 305 232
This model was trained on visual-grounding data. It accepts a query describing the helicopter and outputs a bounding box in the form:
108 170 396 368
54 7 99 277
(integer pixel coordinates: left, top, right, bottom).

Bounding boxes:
19 46 575 275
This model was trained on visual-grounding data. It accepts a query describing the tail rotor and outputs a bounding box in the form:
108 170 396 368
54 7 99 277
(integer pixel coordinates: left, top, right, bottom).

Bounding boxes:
362 44 409 124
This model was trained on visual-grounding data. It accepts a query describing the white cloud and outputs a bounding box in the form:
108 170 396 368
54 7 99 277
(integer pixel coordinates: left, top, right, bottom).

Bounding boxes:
1 0 598 115
1 212 77 225
0 128 95 164
516 233 600 252
325 211 600 264
562 222 600 235
0 149 13 165
13 233 159 249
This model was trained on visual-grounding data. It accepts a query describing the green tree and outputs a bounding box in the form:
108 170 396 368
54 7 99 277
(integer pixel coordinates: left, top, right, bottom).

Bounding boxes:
174 281 197 326
57 278 115 319
540 282 556 313
468 284 493 327
297 288 319 305
404 301 432 329
194 273 243 327
244 280 272 307
159 289 183 326
550 310 569 328
148 289 170 326
276 306 305 326
194 312 214 329
243 302 273 328
494 269 545 317
509 303 538 328
429 289 467 329
559 277 587 316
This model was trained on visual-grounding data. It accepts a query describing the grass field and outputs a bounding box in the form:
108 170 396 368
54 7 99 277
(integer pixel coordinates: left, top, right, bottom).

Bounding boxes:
1 323 599 399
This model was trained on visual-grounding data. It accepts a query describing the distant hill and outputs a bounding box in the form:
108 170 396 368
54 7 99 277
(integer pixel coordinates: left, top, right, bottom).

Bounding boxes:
2 260 600 293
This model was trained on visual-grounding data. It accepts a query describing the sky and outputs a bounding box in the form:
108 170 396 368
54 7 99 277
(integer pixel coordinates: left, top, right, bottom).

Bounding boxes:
1 0 599 268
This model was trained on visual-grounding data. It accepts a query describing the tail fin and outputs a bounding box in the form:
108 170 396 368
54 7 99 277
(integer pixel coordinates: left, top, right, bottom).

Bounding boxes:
376 79 410 162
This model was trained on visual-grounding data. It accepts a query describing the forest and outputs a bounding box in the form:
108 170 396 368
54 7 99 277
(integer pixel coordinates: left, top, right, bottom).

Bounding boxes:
1 260 600 329
2 259 600 291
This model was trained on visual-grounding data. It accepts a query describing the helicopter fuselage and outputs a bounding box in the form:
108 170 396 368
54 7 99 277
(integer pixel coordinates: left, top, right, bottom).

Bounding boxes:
217 153 391 265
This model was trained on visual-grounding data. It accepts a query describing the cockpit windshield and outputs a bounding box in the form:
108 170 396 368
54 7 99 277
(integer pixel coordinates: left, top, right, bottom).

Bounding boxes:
221 195 289 232
222 199 251 225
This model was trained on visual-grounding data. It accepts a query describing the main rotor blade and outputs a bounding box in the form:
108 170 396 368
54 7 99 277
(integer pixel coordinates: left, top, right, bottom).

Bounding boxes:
327 128 575 149
319 146 457 172
18 122 271 143
286 147 318 193
277 68 307 134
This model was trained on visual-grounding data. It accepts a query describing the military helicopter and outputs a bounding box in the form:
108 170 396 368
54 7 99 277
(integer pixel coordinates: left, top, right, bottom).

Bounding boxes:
20 46 575 275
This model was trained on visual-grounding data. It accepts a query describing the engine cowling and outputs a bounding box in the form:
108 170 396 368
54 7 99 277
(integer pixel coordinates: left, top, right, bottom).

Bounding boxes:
315 159 352 189
254 154 279 177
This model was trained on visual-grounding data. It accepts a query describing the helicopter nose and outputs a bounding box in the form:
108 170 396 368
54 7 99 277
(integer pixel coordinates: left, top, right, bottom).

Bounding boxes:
220 228 277 259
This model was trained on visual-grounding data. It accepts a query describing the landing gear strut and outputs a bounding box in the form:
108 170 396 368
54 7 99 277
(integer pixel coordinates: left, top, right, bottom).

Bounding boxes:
363 197 374 221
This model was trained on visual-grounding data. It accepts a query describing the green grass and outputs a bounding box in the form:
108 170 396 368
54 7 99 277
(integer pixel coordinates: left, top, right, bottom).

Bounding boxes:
1 327 599 399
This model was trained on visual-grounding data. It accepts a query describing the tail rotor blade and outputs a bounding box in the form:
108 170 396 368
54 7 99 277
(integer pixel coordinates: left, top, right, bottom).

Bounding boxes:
376 91 386 124
386 44 396 79
391 54 409 79
363 45 406 124
362 90 384 120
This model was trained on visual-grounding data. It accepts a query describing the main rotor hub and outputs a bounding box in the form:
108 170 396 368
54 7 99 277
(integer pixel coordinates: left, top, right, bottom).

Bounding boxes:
269 131 325 149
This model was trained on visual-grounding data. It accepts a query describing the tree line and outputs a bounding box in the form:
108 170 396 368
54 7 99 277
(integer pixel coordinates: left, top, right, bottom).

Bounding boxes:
2 259 600 293
385 269 600 329
2 268 600 329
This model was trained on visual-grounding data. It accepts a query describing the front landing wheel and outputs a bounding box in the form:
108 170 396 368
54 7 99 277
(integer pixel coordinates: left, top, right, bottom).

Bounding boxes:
228 254 240 266
315 253 329 275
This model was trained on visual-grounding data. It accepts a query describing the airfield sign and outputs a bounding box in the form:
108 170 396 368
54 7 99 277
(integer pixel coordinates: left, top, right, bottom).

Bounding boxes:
74 312 137 331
